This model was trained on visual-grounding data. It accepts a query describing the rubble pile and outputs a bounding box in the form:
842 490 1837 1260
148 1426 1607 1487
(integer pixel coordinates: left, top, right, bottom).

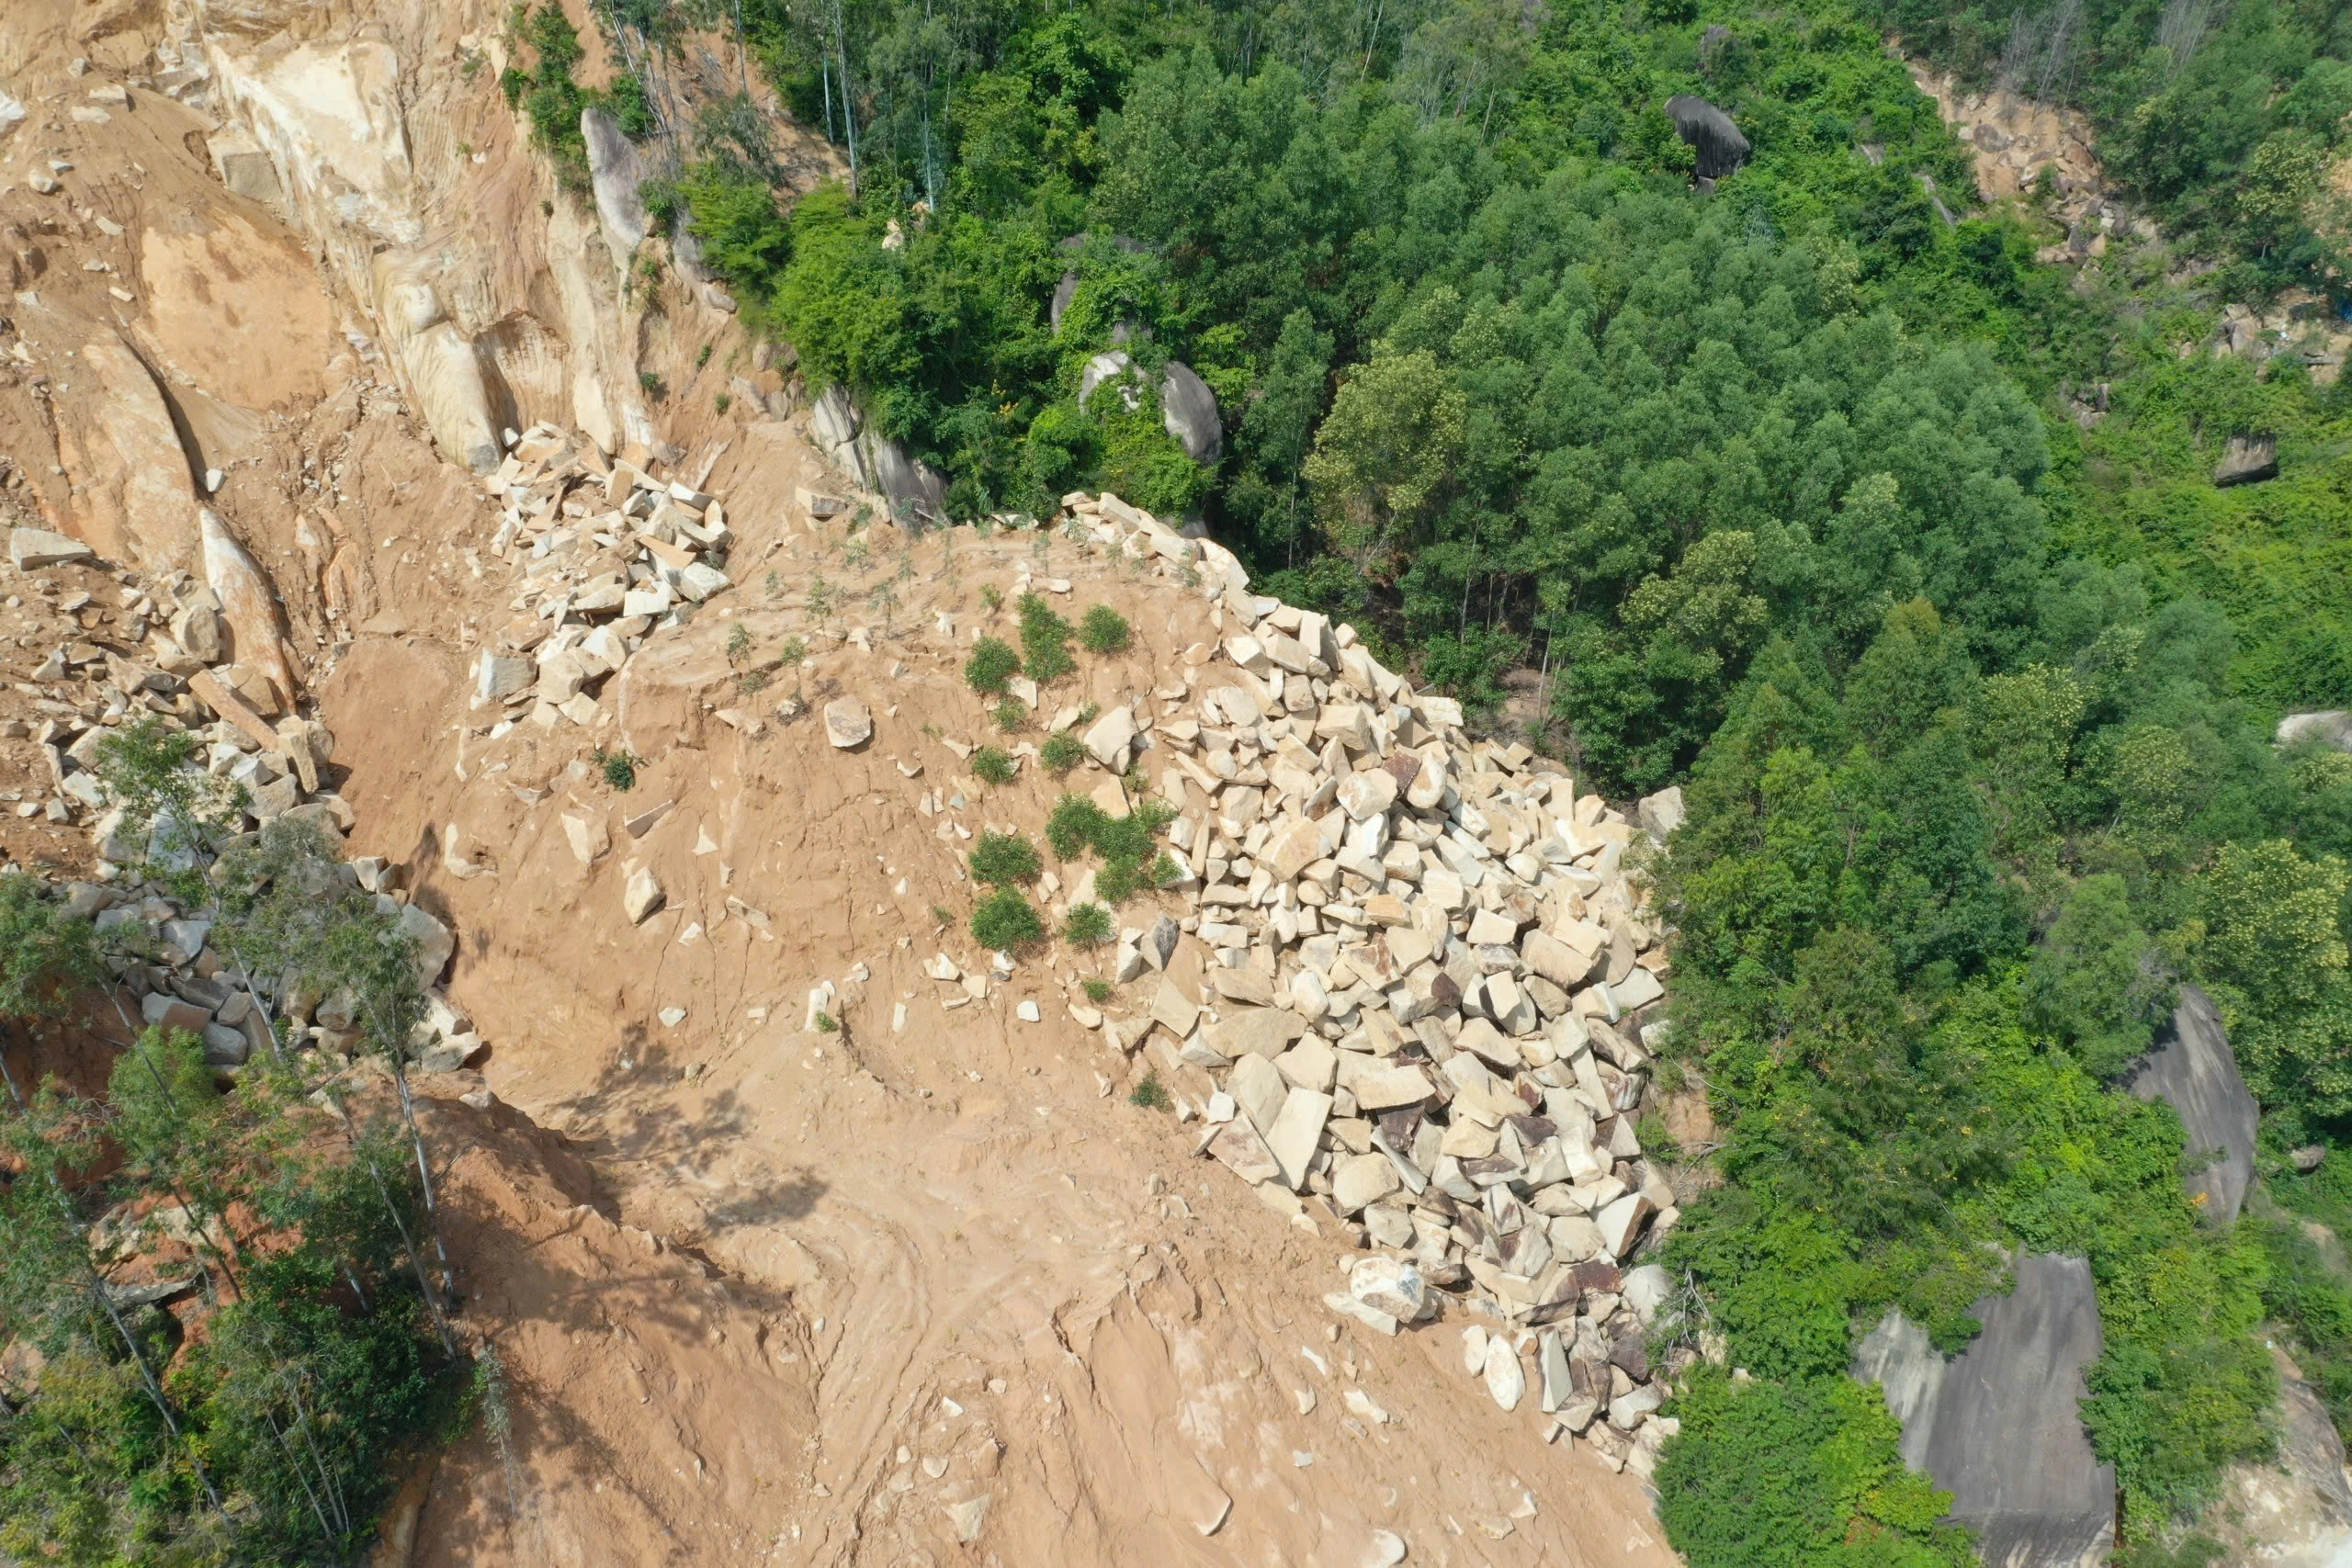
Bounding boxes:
3 525 335 846
39 867 483 1078
969 491 1690 1475
468 423 737 731
1 527 480 1078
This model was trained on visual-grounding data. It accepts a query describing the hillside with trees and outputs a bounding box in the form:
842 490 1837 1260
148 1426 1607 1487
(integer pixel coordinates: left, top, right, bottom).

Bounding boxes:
575 0 2352 1557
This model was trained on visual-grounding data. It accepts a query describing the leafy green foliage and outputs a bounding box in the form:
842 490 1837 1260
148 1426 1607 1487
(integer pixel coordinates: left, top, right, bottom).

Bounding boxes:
1081 976 1114 1004
1657 1367 1977 1568
1043 791 1173 903
965 635 1022 694
971 746 1017 785
967 830 1042 886
1078 603 1131 654
1127 1070 1170 1110
992 696 1027 731
1017 592 1076 683
1041 731 1086 772
1062 902 1113 944
971 887 1045 949
595 748 642 792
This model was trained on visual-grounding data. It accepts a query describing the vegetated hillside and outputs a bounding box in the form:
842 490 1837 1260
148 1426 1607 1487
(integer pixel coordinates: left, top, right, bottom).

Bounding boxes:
565 0 2352 1559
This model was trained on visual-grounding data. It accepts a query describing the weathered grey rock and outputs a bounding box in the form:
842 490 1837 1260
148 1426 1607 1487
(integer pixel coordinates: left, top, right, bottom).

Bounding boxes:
1050 271 1080 333
2118 984 2259 1224
1159 361 1223 465
1666 96 1750 180
1853 1253 2114 1568
2293 1144 2328 1174
141 992 211 1034
1228 1051 1287 1138
1635 785 1684 845
200 1021 250 1066
2215 434 2278 488
2279 711 2352 751
11 527 94 570
581 107 649 260
1622 1263 1673 1325
824 697 874 750
396 902 455 987
861 433 949 526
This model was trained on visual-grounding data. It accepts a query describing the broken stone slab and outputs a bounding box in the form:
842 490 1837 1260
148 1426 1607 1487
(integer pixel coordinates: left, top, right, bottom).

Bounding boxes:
1263 1087 1332 1189
1228 1051 1287 1138
1332 1151 1403 1214
1204 1005 1304 1061
1082 704 1136 768
1206 1115 1283 1184
10 527 94 570
824 696 873 750
1636 785 1684 844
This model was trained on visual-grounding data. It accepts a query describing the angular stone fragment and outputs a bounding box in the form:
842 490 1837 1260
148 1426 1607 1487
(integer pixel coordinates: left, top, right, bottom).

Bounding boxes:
1333 1152 1403 1213
622 862 665 923
1263 1088 1332 1190
1351 1064 1434 1111
1083 703 1136 767
1596 1190 1655 1258
1338 768 1397 820
824 696 873 749
10 527 94 570
1522 929 1600 989
1206 1116 1283 1184
1350 1255 1427 1321
1228 1052 1288 1138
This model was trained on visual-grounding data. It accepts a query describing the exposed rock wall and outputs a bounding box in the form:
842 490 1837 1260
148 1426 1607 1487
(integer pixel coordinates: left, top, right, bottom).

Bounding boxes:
1855 1253 2115 1568
179 0 659 469
2119 984 2260 1225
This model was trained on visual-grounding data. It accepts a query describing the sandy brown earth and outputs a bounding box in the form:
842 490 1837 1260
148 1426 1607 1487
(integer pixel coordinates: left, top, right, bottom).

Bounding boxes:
0 3 1684 1563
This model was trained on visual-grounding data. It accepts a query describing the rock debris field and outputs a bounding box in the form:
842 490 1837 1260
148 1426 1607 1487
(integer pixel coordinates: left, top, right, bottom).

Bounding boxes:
459 423 1695 1477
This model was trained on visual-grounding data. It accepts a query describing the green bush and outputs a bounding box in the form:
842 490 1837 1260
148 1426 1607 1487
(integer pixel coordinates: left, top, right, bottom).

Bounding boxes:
971 747 1017 785
971 887 1044 950
965 636 1020 695
1041 732 1086 773
992 697 1027 731
1062 902 1114 944
595 748 640 792
1043 791 1173 905
967 830 1041 886
1081 976 1114 1005
1080 604 1132 655
1128 1070 1170 1110
1018 592 1076 684
1656 1367 1977 1568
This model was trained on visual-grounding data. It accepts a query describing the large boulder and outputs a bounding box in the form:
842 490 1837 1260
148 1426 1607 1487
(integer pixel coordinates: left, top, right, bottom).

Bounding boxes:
2118 984 2260 1224
2215 434 2278 488
1159 361 1223 465
581 107 649 261
1665 96 1750 180
2209 1347 2352 1565
1078 351 1223 467
2278 711 2352 750
1853 1253 2115 1568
